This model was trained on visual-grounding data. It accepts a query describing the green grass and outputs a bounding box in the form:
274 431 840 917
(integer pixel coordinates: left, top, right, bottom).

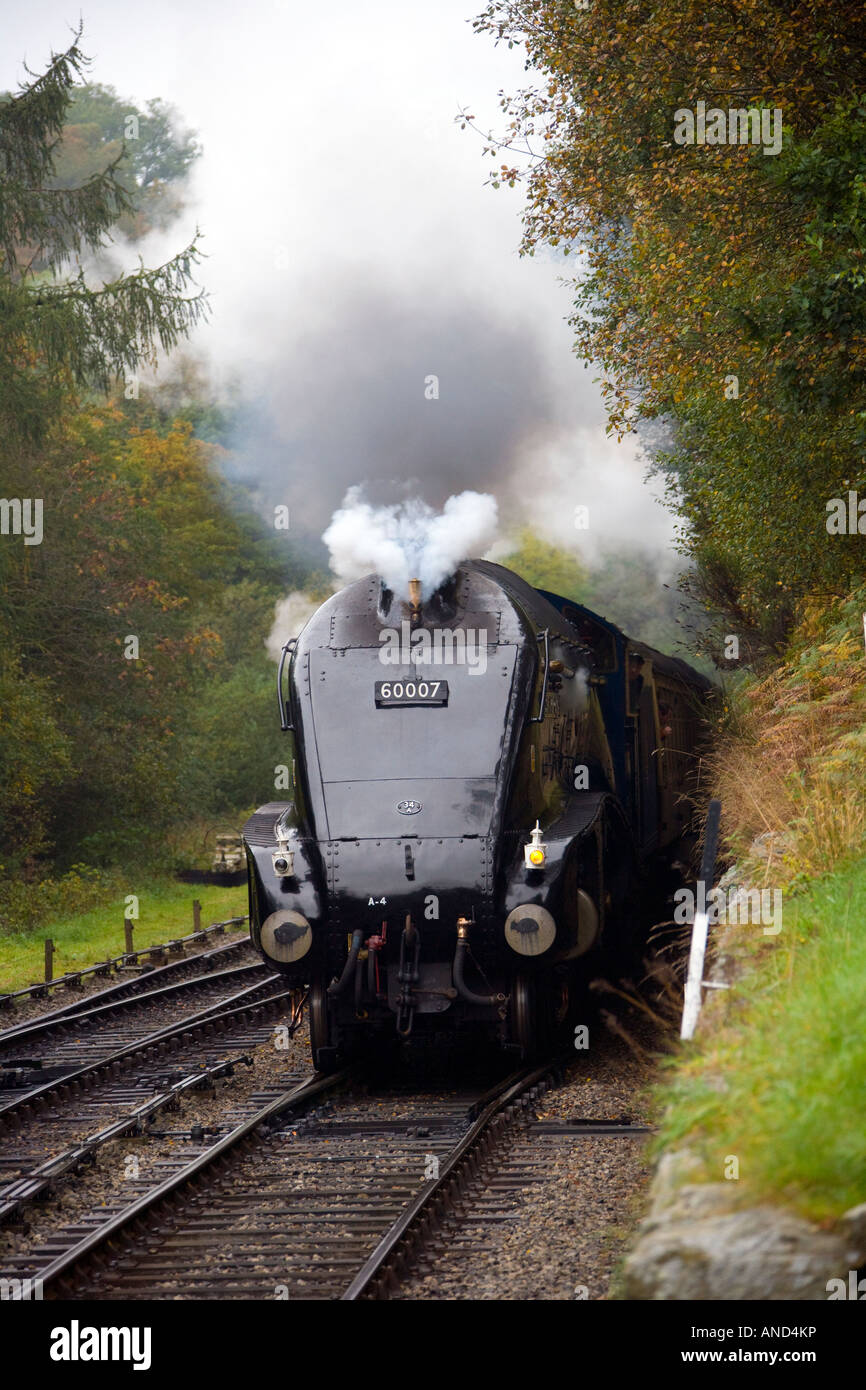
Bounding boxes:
657 855 866 1221
0 877 248 993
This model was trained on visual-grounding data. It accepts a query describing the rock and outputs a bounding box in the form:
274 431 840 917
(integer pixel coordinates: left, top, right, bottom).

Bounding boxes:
836 1203 866 1267
647 1150 707 1213
749 830 793 861
705 922 743 992
643 1181 743 1234
624 1155 850 1300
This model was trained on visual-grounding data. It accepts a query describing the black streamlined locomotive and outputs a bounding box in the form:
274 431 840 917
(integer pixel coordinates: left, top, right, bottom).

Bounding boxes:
244 560 711 1069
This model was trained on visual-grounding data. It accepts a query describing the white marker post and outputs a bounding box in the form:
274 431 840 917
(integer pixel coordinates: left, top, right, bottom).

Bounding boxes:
680 905 710 1040
680 799 722 1041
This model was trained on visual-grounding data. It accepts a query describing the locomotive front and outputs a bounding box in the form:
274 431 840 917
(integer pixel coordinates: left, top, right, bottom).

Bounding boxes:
245 562 603 1066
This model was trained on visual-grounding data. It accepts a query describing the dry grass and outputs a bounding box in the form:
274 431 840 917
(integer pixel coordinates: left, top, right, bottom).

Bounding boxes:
646 587 866 1220
709 585 866 884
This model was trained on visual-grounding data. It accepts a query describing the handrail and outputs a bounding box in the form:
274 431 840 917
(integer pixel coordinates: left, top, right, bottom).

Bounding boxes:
277 638 297 731
529 628 550 724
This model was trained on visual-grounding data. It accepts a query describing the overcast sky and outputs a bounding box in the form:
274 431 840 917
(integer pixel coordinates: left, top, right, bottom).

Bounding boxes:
2 1 675 560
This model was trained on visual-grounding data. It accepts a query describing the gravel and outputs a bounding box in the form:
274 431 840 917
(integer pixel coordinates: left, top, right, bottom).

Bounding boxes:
2 988 668 1301
0 1007 311 1274
399 1008 661 1301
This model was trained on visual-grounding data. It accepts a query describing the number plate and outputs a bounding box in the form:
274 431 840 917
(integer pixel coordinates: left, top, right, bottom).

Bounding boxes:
375 679 449 707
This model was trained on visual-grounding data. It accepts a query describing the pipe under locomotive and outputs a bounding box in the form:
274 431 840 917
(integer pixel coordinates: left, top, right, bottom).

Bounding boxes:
244 560 711 1069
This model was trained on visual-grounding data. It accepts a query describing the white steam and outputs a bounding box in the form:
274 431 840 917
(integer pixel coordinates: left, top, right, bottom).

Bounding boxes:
323 488 499 598
265 589 328 661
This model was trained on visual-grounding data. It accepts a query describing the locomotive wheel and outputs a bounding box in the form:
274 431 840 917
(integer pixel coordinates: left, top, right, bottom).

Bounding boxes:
552 972 571 1030
511 975 552 1060
309 977 336 1073
511 975 533 1057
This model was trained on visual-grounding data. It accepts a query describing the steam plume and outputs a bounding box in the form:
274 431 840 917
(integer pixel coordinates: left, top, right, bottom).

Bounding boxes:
265 590 328 659
323 488 499 598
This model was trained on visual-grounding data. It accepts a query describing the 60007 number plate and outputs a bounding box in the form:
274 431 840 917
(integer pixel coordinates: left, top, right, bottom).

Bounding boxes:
375 679 449 707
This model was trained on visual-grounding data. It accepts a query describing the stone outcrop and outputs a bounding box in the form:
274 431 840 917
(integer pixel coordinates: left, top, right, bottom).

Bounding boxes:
623 1150 864 1300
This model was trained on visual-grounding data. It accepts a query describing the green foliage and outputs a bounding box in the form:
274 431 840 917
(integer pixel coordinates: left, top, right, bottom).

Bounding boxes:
67 84 198 184
499 528 588 598
59 83 201 227
0 39 129 272
2 78 200 250
178 660 287 818
0 404 308 876
0 864 114 937
0 878 245 985
0 32 310 933
499 530 709 663
767 94 866 407
0 641 73 862
582 550 703 660
123 360 241 445
472 3 866 648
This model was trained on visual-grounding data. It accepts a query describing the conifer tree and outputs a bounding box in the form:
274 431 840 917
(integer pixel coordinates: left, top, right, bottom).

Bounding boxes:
0 27 207 443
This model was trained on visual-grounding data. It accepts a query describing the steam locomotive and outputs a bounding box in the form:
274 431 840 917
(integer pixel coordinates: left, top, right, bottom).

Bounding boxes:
244 561 711 1069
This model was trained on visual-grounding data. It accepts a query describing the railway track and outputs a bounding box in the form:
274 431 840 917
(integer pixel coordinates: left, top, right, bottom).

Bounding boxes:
0 959 273 1090
0 950 284 1131
0 918 249 1019
0 963 302 1204
0 934 255 1052
0 1051 256 1224
5 1052 651 1301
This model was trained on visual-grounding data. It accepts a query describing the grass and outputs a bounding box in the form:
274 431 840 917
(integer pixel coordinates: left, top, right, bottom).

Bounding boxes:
656 855 866 1222
650 585 866 1223
0 876 247 993
710 585 866 887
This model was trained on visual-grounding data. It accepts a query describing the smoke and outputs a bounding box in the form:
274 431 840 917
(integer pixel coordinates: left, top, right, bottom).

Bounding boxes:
3 1 678 571
217 279 571 537
265 590 329 661
323 488 499 598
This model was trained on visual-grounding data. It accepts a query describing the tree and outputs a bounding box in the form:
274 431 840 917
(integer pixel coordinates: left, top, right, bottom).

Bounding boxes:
47 83 202 240
0 404 294 870
0 29 207 444
0 33 318 894
470 1 866 651
499 528 589 597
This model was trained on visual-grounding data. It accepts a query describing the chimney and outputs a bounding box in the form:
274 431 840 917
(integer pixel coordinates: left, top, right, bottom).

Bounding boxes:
408 577 422 624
